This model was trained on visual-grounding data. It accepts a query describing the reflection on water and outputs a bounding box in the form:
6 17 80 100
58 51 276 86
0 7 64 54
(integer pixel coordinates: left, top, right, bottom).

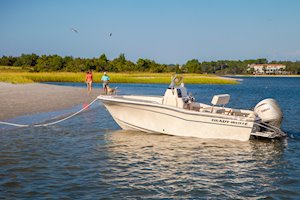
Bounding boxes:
96 130 298 198
2 125 298 199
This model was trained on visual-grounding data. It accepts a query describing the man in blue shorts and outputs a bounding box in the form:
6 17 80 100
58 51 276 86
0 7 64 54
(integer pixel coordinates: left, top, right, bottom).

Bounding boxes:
101 72 110 95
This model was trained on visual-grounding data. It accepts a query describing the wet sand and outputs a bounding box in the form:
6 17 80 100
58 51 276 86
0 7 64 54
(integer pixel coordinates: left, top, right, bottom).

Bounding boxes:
0 83 100 120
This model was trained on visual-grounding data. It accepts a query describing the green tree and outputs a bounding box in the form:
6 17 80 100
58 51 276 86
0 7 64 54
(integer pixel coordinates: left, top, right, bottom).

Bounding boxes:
34 55 63 71
257 58 268 64
34 55 48 72
97 54 109 71
174 64 183 73
48 55 64 71
0 56 16 66
110 54 137 72
63 56 74 71
13 53 39 67
182 59 201 73
136 59 162 72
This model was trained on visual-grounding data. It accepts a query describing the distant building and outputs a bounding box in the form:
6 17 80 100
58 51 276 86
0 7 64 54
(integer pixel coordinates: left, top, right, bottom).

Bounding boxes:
247 64 288 75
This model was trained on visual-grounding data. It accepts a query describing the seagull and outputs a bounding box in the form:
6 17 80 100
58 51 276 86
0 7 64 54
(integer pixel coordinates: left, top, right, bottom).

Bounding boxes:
71 28 78 33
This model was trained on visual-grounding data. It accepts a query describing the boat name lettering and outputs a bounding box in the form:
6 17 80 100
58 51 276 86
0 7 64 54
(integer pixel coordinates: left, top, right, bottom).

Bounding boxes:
211 119 248 126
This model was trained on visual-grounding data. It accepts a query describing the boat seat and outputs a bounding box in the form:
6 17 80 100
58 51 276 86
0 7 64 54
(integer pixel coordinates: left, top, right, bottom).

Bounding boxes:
211 94 230 106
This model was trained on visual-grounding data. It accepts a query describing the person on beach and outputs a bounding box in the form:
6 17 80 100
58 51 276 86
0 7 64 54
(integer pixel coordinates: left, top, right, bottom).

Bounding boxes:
85 70 93 93
101 72 110 95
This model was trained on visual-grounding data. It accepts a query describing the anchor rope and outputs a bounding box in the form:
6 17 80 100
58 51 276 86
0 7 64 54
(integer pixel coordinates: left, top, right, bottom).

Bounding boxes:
0 98 99 128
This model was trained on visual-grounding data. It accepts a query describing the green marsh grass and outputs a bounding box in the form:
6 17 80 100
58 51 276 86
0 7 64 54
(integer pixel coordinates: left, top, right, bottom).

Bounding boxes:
0 70 238 84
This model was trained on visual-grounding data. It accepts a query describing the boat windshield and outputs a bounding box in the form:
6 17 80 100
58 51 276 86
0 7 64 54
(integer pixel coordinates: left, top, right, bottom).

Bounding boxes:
169 74 183 88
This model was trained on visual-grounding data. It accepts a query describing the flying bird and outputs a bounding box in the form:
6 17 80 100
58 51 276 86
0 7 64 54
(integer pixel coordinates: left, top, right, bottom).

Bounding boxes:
71 28 78 33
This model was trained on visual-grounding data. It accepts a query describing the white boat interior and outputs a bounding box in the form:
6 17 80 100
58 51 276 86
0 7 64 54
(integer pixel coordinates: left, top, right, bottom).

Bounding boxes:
107 92 255 118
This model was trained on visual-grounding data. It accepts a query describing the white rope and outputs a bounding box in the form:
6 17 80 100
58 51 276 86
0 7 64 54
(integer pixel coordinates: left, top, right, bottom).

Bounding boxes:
0 98 99 128
0 121 29 127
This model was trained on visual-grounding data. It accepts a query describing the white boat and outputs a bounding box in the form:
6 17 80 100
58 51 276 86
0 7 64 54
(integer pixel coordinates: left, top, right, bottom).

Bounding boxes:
98 76 286 141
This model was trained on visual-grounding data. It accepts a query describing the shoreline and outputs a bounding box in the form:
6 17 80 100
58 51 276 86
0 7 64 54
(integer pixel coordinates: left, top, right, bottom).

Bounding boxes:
0 83 100 121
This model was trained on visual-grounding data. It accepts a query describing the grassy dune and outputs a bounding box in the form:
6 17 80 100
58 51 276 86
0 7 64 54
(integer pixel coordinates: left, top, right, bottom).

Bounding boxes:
0 67 238 84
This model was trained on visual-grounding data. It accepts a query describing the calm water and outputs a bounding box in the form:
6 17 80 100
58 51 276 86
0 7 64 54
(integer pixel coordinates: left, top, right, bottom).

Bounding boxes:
1 77 300 199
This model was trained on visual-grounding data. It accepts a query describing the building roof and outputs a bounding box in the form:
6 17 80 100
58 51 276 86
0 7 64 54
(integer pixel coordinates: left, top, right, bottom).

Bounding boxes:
248 64 285 66
248 64 286 68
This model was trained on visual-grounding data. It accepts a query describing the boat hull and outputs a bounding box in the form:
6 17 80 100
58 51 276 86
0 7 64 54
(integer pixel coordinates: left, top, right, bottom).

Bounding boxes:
100 97 254 141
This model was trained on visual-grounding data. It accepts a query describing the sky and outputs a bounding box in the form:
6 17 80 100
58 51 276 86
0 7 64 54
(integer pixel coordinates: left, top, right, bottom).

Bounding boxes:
1 0 300 64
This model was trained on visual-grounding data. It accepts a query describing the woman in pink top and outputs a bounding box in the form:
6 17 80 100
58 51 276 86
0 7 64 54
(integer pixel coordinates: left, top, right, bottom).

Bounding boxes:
85 71 93 93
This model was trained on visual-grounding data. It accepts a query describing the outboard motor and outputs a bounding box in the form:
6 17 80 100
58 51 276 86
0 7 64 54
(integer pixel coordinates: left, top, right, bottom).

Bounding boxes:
254 98 283 128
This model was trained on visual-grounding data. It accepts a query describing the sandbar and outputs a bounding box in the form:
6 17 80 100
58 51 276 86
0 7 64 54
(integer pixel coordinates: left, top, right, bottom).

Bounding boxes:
0 83 100 120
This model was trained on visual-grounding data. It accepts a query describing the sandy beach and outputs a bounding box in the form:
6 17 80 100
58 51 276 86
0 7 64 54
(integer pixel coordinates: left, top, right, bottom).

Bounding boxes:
0 83 100 120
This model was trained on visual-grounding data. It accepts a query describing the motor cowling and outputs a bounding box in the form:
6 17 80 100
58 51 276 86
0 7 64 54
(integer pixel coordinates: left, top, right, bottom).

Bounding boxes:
254 98 283 128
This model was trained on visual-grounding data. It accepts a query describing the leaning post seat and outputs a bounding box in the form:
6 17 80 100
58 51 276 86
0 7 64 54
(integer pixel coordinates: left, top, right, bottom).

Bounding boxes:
211 94 230 113
211 94 230 106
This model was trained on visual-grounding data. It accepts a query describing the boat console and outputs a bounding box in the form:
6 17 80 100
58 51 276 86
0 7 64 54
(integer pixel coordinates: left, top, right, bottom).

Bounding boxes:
162 84 189 108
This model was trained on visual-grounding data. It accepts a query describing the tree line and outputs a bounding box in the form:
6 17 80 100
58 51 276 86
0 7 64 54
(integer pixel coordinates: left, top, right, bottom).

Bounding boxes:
1 53 300 74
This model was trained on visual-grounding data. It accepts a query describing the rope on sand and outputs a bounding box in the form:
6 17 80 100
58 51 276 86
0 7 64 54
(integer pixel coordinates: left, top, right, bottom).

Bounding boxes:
0 98 99 128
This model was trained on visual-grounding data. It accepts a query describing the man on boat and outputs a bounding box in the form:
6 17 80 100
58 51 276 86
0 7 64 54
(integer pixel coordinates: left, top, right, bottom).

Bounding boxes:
101 72 110 95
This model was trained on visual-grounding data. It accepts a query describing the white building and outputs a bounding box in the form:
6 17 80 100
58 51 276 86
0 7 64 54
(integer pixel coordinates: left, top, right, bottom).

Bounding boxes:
247 64 287 74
